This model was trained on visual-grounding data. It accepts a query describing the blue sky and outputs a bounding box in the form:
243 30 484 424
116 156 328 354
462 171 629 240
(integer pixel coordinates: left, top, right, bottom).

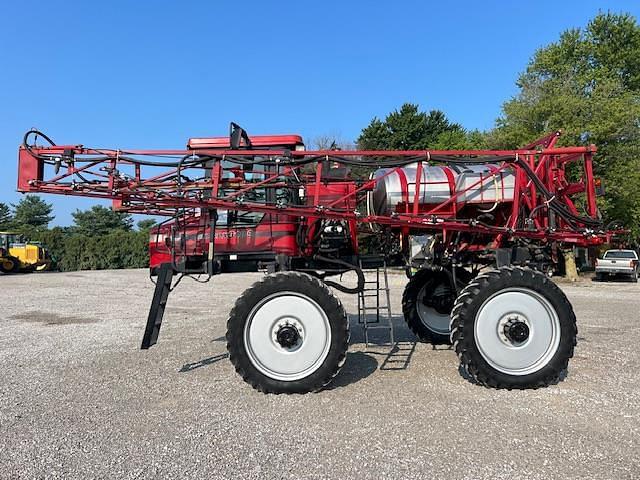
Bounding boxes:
2 0 639 226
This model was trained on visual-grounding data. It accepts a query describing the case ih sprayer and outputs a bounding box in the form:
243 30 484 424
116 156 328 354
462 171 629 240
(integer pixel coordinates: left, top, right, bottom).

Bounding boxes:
17 125 613 393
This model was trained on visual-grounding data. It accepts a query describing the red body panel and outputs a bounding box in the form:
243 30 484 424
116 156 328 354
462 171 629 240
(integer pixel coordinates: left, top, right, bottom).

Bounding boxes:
17 147 43 192
149 215 300 270
188 135 304 150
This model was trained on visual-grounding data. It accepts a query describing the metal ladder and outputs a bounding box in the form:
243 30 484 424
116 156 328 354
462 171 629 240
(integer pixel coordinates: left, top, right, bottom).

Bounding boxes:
357 259 394 347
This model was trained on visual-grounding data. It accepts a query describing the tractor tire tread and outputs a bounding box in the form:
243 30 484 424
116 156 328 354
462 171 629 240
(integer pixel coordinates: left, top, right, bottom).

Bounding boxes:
227 271 349 394
402 268 450 344
450 266 577 390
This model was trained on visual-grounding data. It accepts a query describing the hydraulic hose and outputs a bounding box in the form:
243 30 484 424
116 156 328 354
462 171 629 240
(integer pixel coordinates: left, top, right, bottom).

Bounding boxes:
312 254 365 294
512 156 601 228
23 128 56 149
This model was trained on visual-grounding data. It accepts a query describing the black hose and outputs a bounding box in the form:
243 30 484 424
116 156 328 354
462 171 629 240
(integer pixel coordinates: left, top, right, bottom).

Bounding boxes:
605 220 625 230
23 129 56 148
21 129 512 169
312 254 365 294
512 156 601 228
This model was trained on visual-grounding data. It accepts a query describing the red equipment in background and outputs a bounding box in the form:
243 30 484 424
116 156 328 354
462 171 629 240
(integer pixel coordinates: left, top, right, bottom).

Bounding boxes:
17 124 612 393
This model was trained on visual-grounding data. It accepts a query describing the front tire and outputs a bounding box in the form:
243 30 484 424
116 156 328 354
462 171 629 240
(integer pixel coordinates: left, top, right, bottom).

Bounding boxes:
0 256 20 274
227 272 349 394
450 267 577 389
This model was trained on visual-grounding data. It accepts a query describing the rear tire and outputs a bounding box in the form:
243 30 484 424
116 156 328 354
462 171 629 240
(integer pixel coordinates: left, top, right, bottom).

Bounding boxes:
402 267 471 344
227 272 349 394
450 267 577 389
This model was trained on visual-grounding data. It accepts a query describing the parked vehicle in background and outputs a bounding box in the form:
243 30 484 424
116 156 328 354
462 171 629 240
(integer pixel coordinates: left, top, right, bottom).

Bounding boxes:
0 232 51 273
595 249 638 282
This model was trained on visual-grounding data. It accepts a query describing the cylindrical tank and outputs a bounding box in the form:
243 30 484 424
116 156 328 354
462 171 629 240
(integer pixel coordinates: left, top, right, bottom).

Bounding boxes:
368 163 514 216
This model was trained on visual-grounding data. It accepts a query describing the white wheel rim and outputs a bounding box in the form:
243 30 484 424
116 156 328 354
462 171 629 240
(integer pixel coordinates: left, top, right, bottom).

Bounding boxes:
243 291 331 381
416 284 451 335
474 287 561 376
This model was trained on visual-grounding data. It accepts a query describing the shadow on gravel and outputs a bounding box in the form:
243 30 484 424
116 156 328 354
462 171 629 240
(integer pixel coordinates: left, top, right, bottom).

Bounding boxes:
457 364 568 387
178 350 379 389
10 311 98 326
178 314 438 384
348 314 417 344
179 352 229 372
378 342 417 371
591 276 637 283
325 351 378 390
346 313 454 373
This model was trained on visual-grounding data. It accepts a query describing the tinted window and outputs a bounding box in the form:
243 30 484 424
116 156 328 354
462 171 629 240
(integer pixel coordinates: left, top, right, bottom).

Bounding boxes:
604 251 637 259
216 208 265 227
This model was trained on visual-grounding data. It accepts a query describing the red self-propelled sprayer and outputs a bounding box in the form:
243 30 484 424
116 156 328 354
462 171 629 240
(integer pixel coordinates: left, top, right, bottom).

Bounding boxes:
17 124 614 393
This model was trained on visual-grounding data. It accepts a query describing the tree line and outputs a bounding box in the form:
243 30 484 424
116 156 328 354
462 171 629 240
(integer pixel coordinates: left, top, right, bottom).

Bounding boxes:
355 12 640 237
0 197 153 271
2 12 638 271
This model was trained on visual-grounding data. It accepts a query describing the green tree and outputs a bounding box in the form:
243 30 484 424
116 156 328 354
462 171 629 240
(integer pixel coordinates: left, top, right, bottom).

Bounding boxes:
358 103 464 150
61 231 146 271
490 12 640 232
12 195 54 229
358 103 486 150
0 202 13 229
430 128 490 150
71 205 133 236
31 227 70 270
136 219 157 232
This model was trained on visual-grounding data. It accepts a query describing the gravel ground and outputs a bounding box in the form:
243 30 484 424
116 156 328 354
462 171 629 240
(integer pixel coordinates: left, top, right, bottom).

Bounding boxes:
1 269 639 479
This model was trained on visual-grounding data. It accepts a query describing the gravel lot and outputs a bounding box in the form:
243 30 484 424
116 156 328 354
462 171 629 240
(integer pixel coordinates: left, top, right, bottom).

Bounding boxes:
1 269 639 479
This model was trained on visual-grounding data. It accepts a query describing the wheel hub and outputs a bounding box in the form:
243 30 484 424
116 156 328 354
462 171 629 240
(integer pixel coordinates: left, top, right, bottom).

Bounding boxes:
244 292 331 382
497 314 531 346
416 281 455 335
422 289 454 315
276 325 301 349
475 288 561 376
504 319 530 344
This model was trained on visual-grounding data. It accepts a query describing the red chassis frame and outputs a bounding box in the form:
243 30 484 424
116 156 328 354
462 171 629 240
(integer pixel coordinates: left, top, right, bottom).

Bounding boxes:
17 129 608 251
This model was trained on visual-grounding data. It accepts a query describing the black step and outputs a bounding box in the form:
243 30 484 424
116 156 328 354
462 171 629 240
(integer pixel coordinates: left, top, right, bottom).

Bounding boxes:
141 263 174 349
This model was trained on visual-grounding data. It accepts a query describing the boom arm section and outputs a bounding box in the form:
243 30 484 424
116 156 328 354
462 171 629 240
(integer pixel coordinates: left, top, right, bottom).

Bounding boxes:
17 129 608 246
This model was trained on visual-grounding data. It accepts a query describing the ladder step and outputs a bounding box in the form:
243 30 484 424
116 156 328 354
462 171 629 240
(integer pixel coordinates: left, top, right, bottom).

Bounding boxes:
358 258 394 348
360 308 390 314
360 318 384 324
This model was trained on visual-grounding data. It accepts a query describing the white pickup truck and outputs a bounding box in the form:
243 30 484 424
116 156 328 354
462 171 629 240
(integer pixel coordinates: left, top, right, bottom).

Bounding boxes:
595 249 639 282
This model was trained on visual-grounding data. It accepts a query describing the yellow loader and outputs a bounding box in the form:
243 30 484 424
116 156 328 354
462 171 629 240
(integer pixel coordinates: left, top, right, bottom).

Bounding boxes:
0 232 51 273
